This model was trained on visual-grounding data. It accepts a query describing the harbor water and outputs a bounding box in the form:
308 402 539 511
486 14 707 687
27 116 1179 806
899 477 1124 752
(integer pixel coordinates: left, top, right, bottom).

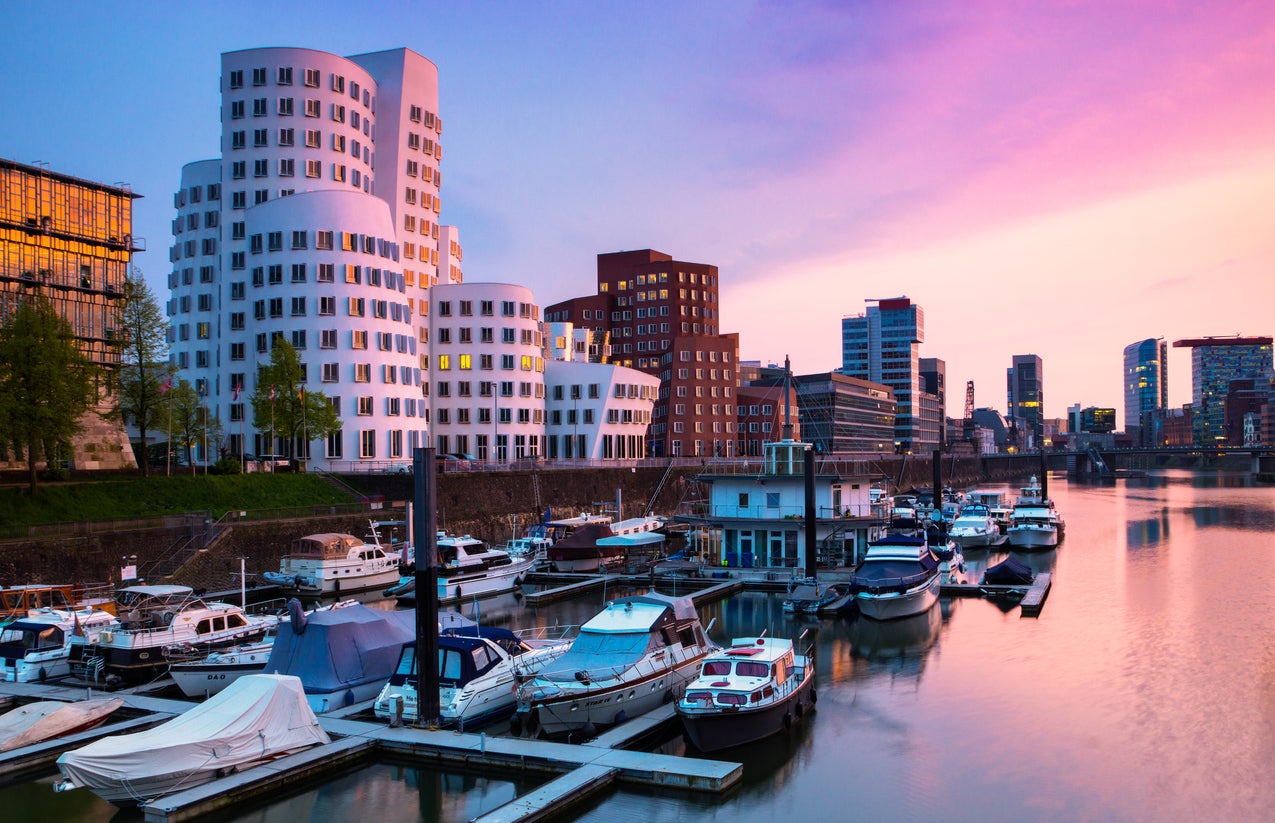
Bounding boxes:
5 470 1274 822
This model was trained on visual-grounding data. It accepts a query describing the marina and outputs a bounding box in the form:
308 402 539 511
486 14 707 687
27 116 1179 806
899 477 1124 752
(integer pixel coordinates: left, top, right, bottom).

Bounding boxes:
1 471 1273 822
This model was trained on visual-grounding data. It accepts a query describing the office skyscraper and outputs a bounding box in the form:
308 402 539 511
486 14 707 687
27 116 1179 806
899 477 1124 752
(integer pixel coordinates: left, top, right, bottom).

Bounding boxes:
1172 336 1273 447
1007 354 1044 449
1123 338 1168 444
842 297 932 451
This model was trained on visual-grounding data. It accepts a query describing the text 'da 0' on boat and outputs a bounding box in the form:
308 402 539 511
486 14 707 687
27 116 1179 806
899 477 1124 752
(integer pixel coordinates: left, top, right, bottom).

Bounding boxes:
512 592 718 739
846 533 943 621
54 674 329 807
67 585 278 687
676 632 816 752
263 532 403 597
0 606 117 683
373 623 576 729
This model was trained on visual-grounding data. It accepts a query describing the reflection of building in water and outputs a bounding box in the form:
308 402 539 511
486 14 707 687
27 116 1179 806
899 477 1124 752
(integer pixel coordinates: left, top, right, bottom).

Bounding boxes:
1126 513 1170 548
846 606 943 686
0 159 140 470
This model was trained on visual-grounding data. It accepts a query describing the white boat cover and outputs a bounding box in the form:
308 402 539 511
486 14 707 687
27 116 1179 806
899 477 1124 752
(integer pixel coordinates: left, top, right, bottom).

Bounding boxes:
56 674 329 803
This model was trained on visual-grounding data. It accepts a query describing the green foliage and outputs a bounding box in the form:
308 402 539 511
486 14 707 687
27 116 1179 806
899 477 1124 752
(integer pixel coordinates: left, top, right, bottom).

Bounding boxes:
0 473 354 529
0 294 100 494
211 455 244 475
250 339 340 458
114 270 172 478
168 378 222 472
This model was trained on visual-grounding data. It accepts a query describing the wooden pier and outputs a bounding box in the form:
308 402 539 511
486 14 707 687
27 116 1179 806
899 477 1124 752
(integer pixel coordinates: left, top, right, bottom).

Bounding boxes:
941 571 1053 617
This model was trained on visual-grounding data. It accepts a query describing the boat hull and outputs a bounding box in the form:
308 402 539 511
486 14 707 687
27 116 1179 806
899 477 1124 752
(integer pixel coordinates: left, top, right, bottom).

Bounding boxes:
546 548 626 573
949 529 1001 548
1006 526 1059 550
518 654 706 738
678 667 815 752
391 556 536 605
854 574 941 621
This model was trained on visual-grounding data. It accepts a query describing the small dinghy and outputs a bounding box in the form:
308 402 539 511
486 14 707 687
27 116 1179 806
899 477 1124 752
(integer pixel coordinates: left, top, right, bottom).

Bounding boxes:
0 698 125 752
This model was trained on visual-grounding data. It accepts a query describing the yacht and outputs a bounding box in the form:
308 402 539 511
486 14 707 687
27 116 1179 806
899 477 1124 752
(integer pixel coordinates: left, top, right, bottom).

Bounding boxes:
387 534 537 604
846 534 942 621
67 585 278 686
263 532 402 596
677 633 816 752
513 592 718 738
1006 476 1064 550
947 504 1002 548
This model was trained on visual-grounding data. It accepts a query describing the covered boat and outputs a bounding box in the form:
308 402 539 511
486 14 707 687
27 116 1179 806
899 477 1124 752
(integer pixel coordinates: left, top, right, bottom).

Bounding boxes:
677 634 815 752
0 698 124 752
982 556 1035 586
264 601 416 713
514 592 717 738
55 674 329 806
782 579 850 615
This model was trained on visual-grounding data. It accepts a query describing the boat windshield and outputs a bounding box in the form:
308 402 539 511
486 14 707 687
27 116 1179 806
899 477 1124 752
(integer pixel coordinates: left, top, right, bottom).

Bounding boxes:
736 661 769 678
537 629 653 682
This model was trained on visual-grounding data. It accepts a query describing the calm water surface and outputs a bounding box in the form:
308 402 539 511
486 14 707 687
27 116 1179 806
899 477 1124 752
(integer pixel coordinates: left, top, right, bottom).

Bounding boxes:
7 471 1274 822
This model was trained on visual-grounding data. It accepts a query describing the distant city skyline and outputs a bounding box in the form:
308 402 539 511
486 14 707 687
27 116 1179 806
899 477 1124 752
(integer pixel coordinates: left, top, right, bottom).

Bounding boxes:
5 2 1274 423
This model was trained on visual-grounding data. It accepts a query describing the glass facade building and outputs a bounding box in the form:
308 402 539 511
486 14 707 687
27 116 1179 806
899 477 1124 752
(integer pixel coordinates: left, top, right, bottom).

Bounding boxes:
1172 336 1274 447
841 297 929 452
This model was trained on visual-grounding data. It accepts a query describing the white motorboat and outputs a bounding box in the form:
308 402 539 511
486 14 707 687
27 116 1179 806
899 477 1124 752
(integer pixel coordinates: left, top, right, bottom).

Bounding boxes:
54 674 329 806
263 532 402 596
677 633 816 752
387 534 537 604
847 534 942 621
1006 476 1064 550
948 505 1003 548
513 592 718 738
0 607 117 683
168 637 274 698
67 586 278 686
373 624 575 729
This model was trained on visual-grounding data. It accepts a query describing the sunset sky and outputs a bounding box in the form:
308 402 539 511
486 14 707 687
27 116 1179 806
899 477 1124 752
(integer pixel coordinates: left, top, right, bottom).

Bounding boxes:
6 2 1274 422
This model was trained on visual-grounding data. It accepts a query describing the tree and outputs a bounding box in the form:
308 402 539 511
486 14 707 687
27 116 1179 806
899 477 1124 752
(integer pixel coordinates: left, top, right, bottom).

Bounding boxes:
114 269 171 477
0 294 99 494
250 340 340 466
169 378 223 475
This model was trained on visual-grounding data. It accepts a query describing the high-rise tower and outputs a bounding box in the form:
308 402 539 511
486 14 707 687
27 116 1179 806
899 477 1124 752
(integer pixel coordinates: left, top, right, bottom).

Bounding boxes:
1172 335 1273 447
841 297 932 452
1006 354 1044 449
1123 338 1168 445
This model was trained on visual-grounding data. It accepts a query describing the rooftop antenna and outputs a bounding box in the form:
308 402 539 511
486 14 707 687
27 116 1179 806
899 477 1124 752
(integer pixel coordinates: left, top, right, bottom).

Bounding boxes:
782 354 794 441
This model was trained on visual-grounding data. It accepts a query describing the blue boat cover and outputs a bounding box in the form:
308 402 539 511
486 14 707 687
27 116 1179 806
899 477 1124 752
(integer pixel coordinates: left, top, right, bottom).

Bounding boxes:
265 604 416 695
982 557 1034 585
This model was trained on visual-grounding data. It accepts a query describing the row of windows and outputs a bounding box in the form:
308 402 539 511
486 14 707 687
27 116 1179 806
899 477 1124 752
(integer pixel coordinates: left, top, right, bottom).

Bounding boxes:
228 67 373 109
434 380 543 399
436 300 535 319
433 353 545 372
434 327 538 345
173 184 221 209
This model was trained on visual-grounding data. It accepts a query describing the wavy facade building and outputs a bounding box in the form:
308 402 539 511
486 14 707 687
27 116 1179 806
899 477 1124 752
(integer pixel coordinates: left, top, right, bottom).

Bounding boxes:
168 47 460 468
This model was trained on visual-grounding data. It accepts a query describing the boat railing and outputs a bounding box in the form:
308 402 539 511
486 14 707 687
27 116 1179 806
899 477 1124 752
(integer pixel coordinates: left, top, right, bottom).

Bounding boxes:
515 624 579 645
849 572 932 593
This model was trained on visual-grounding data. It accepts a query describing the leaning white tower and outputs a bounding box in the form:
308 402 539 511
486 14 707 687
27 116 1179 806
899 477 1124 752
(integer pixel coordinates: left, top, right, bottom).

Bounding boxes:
168 46 459 468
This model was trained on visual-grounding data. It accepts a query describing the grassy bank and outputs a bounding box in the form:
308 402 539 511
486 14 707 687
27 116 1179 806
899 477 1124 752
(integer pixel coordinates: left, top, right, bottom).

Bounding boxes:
0 474 355 528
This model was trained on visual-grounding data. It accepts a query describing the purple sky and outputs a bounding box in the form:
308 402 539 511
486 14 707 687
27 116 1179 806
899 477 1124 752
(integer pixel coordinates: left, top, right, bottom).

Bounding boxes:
6 1 1274 421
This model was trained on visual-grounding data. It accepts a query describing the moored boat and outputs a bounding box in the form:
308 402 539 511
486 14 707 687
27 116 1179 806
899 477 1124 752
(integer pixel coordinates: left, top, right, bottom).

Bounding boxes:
373 624 575 729
0 607 117 683
1005 477 1064 550
263 532 402 596
947 504 1003 548
676 633 816 752
513 592 718 738
846 533 942 620
67 586 277 687
54 674 329 806
782 578 849 615
0 697 124 752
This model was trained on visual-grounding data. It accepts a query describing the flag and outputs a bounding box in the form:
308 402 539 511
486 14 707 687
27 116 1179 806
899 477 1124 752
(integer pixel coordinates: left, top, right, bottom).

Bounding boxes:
159 375 173 395
72 610 83 637
269 385 276 401
297 386 305 402
232 383 240 401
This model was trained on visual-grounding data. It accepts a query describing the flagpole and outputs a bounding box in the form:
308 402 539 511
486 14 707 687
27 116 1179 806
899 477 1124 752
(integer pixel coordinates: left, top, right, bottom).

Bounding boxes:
270 384 276 474
300 386 308 473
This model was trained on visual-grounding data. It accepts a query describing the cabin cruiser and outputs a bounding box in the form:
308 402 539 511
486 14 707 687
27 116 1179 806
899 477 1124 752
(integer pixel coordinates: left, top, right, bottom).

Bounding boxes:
0 607 117 683
168 637 275 698
846 534 943 620
55 674 328 806
263 532 402 596
373 624 575 729
513 592 718 738
385 533 537 604
1006 477 1064 550
67 586 277 686
676 633 816 752
947 504 1002 548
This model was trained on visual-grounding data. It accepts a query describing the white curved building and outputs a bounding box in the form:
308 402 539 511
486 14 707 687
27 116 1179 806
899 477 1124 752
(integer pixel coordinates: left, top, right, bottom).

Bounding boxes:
427 283 545 461
543 360 659 460
168 46 461 468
